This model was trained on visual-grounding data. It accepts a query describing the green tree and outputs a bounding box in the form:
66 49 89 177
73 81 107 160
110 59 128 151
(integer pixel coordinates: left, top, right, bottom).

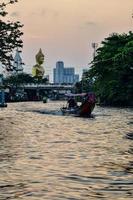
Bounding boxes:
3 73 49 86
0 0 23 71
74 70 93 94
3 73 34 86
88 32 133 106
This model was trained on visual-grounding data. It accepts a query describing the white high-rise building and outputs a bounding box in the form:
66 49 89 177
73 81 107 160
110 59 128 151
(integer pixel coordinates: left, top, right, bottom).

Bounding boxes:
54 61 64 84
53 61 79 84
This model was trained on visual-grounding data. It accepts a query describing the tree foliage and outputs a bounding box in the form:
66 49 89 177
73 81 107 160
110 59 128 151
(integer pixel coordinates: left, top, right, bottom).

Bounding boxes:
3 73 48 86
4 73 34 86
86 32 133 106
0 0 23 71
74 71 93 93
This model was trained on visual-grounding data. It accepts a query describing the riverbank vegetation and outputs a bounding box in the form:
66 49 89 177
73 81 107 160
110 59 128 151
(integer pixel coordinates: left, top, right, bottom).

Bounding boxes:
3 73 48 86
0 0 23 72
78 32 133 107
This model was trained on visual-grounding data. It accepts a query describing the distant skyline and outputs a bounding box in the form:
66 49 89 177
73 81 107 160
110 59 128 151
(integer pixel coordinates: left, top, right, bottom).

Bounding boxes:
2 0 133 81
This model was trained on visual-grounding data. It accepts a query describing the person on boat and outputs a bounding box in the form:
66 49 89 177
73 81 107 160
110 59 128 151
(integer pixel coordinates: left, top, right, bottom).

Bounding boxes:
67 97 77 109
79 92 96 116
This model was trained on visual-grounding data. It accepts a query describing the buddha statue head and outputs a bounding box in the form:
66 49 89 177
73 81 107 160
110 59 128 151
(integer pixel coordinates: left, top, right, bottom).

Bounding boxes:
35 48 44 65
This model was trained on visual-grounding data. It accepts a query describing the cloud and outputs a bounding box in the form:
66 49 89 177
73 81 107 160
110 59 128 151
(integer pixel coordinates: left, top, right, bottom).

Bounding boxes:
41 9 47 16
79 21 97 30
85 21 97 26
41 9 59 18
31 9 46 17
31 9 59 18
10 12 20 17
53 11 59 18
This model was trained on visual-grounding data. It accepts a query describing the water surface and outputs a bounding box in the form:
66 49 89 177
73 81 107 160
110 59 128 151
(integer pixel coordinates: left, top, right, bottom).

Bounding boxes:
0 101 133 200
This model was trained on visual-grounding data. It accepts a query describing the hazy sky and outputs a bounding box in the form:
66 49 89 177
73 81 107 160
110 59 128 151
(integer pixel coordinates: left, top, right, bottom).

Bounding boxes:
6 0 133 80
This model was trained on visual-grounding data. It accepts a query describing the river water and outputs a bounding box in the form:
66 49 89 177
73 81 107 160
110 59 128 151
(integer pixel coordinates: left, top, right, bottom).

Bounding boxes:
0 101 133 200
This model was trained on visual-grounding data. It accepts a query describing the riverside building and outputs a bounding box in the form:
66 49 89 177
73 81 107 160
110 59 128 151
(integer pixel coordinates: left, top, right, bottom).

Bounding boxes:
53 61 79 84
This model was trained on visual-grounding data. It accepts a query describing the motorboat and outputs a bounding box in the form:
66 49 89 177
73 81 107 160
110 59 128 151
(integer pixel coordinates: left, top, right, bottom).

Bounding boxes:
61 92 96 117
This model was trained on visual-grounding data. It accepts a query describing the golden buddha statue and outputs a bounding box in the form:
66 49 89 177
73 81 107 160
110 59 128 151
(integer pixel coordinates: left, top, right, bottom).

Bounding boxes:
32 48 45 79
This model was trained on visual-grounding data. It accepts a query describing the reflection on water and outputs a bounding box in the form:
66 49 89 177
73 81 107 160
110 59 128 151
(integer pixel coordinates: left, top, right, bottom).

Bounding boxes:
0 101 133 200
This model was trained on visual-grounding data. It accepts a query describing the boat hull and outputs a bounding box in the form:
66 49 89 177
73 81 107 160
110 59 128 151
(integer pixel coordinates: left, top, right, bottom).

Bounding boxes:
61 103 95 117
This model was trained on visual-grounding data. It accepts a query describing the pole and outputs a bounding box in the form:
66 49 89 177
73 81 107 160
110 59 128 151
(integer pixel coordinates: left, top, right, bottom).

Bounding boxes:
92 43 98 59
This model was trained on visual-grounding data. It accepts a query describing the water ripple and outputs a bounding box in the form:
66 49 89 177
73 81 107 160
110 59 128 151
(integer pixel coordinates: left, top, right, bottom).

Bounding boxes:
0 101 133 199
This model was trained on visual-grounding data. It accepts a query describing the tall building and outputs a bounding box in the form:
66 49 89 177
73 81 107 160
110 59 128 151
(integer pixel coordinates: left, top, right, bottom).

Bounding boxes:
4 49 23 77
54 61 64 84
13 49 23 74
64 68 74 84
53 61 79 84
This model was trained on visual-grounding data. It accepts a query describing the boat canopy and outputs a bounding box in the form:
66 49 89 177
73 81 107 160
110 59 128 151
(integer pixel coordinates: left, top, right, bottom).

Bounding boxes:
65 92 96 98
65 93 87 97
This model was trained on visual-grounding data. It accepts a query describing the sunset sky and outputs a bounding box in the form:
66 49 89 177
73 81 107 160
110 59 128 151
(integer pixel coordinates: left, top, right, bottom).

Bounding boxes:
6 0 133 80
